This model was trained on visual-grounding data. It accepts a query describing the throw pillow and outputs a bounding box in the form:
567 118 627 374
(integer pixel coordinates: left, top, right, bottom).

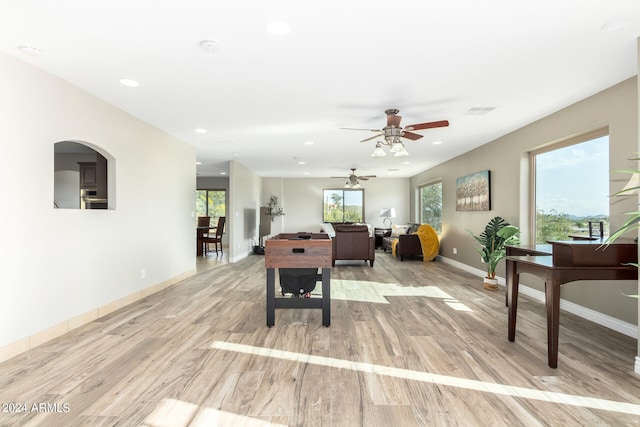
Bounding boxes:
407 223 420 234
390 225 409 238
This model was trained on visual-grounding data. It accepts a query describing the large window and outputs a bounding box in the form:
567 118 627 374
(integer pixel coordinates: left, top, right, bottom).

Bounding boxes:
419 181 442 233
323 189 364 223
196 189 226 220
532 130 609 243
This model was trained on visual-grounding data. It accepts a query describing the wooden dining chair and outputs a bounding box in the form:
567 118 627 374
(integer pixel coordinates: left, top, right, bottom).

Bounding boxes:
197 216 213 255
197 216 211 231
203 216 226 255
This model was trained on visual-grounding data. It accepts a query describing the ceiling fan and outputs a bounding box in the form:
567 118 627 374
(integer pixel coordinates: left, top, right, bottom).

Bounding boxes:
342 108 449 157
331 168 376 188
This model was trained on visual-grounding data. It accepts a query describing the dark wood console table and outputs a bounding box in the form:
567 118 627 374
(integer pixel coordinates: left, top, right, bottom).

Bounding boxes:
505 240 637 368
374 228 391 249
265 233 332 327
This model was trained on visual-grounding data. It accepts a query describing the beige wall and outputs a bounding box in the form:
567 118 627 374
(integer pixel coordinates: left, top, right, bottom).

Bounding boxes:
411 77 639 328
228 160 262 261
0 52 196 360
261 177 410 235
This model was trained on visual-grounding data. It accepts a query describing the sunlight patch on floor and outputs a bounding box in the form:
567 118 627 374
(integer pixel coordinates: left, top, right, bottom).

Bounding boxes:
142 398 286 427
329 279 453 304
211 341 640 416
443 298 473 312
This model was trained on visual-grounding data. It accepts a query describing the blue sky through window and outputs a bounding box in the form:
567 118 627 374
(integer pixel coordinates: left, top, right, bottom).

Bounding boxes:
535 136 609 217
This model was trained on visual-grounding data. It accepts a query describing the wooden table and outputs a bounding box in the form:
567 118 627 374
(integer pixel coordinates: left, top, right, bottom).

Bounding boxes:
265 233 332 327
506 241 637 368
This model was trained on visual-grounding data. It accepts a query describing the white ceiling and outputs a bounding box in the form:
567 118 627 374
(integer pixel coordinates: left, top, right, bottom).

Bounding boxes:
1 1 639 179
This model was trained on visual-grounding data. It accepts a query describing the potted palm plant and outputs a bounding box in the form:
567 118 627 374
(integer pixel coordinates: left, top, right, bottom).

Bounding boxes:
606 161 639 299
468 216 520 290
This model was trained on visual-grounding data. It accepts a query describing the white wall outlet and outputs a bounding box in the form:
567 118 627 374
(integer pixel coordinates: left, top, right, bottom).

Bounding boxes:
141 268 146 279
453 248 457 255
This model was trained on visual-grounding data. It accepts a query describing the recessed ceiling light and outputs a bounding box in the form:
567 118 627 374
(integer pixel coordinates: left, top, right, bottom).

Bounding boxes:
200 39 221 53
17 45 42 57
304 141 314 145
298 161 306 165
119 78 139 87
196 161 202 165
267 20 290 35
220 172 227 175
195 128 207 134
432 140 443 145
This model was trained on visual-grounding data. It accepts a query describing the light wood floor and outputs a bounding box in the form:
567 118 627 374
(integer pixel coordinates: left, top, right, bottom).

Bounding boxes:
1 252 639 426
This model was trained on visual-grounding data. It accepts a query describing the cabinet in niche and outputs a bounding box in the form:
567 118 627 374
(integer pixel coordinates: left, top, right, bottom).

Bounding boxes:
79 162 97 188
54 141 109 210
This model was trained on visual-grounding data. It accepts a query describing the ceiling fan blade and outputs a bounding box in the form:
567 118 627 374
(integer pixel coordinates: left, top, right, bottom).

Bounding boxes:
341 127 381 132
360 133 382 142
361 175 376 178
359 177 369 181
330 176 348 179
405 120 449 131
402 131 424 141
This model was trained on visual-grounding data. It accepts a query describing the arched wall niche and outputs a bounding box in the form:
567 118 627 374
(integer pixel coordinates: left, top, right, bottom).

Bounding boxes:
53 140 115 209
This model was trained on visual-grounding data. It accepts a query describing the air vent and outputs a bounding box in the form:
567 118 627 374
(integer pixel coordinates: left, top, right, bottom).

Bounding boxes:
465 107 496 115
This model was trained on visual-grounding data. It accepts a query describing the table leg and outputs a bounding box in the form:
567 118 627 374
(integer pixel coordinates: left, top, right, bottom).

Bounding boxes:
505 256 512 307
266 268 275 327
545 278 561 368
507 259 519 342
196 229 205 256
321 268 331 327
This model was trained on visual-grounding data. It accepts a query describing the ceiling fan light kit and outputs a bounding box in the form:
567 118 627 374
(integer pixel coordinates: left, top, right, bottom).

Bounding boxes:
371 142 386 157
394 144 409 157
344 108 449 159
370 139 409 157
333 168 375 188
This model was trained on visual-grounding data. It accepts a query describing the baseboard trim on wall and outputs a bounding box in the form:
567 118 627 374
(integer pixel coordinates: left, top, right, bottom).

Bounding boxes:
0 268 197 364
635 356 640 375
438 256 639 339
230 249 252 263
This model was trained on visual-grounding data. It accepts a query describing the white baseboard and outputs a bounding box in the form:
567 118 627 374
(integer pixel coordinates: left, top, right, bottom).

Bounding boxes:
230 250 251 263
438 256 639 339
635 356 640 375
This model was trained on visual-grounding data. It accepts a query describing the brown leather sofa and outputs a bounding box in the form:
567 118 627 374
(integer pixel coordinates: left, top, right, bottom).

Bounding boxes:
332 224 375 267
383 223 424 261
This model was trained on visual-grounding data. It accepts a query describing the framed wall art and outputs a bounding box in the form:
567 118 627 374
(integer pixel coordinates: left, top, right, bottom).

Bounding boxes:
456 170 491 211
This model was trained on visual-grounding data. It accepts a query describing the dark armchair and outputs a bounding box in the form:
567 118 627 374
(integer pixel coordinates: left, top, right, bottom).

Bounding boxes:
383 223 439 261
332 224 375 267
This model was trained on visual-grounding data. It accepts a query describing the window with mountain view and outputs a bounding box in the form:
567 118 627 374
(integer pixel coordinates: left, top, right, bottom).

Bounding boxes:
323 189 364 223
532 130 609 243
